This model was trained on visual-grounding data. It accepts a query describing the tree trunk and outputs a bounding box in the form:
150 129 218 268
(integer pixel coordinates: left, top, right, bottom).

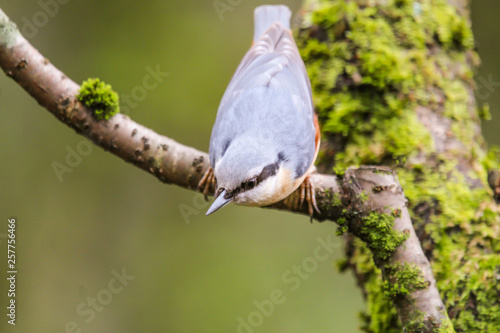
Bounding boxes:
297 0 500 332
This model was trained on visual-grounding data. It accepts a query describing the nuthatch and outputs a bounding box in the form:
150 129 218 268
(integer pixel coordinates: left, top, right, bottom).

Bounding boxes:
200 5 320 216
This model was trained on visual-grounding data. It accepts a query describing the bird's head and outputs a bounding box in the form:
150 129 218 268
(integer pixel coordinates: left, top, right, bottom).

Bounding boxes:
206 143 292 215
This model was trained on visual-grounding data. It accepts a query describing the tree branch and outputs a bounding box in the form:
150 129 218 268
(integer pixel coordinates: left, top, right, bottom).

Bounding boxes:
0 8 340 219
341 167 452 331
0 8 452 331
297 0 500 331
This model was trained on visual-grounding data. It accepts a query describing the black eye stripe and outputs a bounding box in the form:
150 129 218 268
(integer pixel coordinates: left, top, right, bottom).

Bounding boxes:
257 161 279 183
225 187 240 199
227 155 283 196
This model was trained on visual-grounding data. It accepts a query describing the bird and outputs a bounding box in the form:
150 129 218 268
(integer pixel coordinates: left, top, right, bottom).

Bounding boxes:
199 4 321 217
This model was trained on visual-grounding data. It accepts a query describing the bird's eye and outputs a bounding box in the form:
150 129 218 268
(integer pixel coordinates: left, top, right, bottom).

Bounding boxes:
245 178 257 191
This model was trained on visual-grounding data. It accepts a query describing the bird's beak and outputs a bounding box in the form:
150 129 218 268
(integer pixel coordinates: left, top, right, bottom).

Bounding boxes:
206 190 233 215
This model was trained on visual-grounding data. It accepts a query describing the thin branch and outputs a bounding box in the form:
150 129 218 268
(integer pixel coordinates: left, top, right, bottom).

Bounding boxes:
0 8 453 331
0 8 339 220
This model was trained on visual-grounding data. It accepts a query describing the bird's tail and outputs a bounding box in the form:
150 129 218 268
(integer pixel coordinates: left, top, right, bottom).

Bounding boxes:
253 5 291 42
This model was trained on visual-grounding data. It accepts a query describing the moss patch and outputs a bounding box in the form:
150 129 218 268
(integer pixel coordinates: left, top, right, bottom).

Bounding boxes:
383 263 428 297
352 238 400 333
298 0 479 170
360 212 408 261
77 78 119 120
335 207 407 262
405 309 454 333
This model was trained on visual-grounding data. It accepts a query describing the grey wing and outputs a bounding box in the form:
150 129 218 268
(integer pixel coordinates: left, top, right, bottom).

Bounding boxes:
220 23 312 114
210 23 314 168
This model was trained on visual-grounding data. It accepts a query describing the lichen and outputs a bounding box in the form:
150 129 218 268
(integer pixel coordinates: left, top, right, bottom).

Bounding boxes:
0 10 21 48
298 0 499 332
77 78 119 120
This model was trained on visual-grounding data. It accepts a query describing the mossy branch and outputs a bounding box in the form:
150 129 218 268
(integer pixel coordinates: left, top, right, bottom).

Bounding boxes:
0 7 452 331
298 0 499 332
340 167 453 332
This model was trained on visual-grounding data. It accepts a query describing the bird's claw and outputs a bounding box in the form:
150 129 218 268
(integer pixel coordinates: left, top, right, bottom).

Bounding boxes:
198 167 216 201
298 176 320 220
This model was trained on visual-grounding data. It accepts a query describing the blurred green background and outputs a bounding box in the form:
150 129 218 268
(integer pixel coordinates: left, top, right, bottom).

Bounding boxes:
0 1 498 332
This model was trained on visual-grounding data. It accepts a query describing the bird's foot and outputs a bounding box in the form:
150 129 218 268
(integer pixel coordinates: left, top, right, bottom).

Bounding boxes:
198 167 216 201
299 176 320 220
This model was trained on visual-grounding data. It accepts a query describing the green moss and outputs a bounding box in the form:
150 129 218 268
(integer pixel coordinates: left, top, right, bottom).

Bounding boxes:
299 0 499 332
318 188 343 212
333 205 408 261
434 321 455 333
359 212 408 261
383 263 428 297
392 208 402 218
299 0 477 170
397 162 499 332
331 193 342 207
482 145 500 172
353 239 400 333
333 166 345 176
426 1 474 50
77 78 119 120
359 191 370 202
336 225 348 236
405 310 454 333
335 208 349 235
336 257 349 272
478 103 491 121
405 312 427 333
